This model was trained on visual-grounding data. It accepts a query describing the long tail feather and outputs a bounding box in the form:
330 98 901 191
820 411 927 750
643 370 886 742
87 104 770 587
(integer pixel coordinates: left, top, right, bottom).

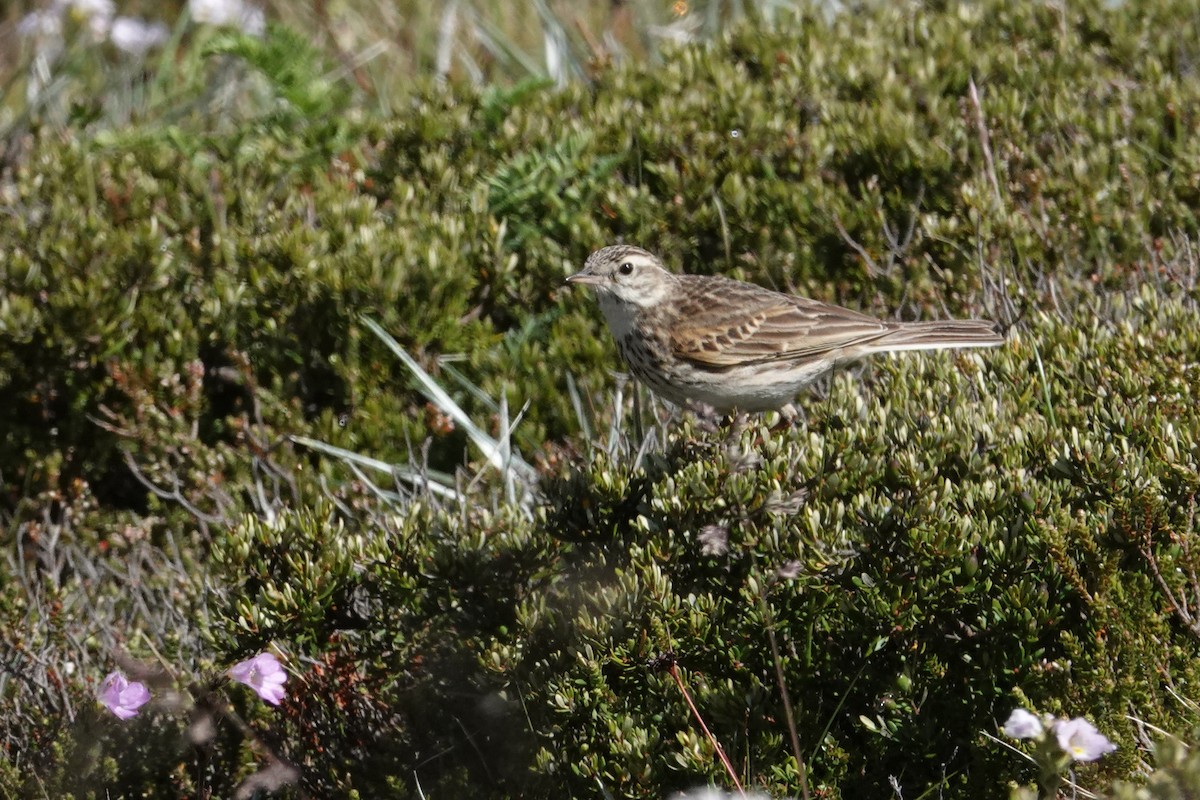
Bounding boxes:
866 319 1004 353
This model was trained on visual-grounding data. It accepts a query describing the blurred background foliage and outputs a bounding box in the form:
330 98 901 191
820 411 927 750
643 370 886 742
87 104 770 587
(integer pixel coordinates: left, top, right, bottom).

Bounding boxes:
2 0 1200 798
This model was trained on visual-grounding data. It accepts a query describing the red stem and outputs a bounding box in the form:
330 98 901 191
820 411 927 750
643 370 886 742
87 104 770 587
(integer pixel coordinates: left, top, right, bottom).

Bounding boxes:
669 663 748 799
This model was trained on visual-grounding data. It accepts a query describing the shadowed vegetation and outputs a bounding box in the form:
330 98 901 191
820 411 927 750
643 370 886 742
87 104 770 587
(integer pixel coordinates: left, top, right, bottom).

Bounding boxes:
2 1 1200 797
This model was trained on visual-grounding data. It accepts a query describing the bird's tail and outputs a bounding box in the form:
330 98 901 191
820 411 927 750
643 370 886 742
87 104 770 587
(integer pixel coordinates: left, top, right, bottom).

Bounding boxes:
866 319 1005 353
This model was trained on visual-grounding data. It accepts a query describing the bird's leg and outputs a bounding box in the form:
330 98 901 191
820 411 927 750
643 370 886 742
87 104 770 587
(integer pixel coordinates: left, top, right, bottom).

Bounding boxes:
721 410 752 435
683 400 727 434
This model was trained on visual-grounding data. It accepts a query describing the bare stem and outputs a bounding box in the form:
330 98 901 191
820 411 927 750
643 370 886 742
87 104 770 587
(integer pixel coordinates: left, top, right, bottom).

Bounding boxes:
668 662 747 799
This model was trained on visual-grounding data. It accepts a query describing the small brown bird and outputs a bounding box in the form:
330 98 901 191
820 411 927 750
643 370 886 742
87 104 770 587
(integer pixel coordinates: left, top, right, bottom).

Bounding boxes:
567 245 1004 416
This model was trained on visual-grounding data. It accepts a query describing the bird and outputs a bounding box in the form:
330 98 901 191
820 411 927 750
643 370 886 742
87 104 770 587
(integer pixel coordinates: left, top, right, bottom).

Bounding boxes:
566 244 1004 417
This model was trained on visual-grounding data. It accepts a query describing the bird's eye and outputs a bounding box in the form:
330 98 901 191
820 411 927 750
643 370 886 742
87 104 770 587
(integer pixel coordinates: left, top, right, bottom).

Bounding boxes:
618 262 634 276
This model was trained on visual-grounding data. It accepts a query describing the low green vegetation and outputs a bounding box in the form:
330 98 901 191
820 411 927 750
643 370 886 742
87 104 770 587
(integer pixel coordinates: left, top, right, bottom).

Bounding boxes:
3 1 1200 798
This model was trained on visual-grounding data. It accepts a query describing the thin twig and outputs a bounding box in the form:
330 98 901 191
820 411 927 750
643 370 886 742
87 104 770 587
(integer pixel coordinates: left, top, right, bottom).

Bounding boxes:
968 77 1003 205
833 215 880 278
668 662 747 798
758 589 811 800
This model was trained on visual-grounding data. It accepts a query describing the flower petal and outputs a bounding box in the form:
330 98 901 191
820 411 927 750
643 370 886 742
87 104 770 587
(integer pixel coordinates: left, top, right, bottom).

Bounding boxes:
229 652 288 705
1053 717 1117 762
1002 708 1043 739
98 671 150 719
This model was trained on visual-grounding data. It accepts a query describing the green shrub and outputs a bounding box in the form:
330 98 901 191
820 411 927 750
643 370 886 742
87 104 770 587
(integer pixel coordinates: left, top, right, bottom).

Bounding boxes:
4 1 1200 798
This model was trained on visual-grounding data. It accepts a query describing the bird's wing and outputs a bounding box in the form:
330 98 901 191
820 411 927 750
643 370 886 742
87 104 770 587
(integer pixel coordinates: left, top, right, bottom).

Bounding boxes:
669 276 892 367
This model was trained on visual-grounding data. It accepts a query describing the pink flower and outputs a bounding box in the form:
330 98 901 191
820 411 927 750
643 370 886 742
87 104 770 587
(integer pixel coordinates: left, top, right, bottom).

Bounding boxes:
1002 708 1044 740
1054 717 1117 762
98 671 151 719
229 652 287 705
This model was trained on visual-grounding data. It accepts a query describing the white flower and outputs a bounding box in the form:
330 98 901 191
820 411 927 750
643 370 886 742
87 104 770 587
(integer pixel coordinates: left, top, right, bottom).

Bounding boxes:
189 0 264 34
65 0 115 40
1002 708 1044 739
1053 717 1117 762
66 0 114 17
18 8 66 67
18 0 118 52
189 0 237 26
670 789 774 800
109 17 169 55
17 9 63 39
238 4 265 36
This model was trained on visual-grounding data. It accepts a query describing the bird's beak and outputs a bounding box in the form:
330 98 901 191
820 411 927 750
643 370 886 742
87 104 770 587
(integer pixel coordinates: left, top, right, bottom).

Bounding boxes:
566 271 603 286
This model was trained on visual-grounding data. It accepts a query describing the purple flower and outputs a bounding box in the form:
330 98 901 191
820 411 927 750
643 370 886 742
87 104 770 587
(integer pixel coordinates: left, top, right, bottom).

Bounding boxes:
229 652 288 705
1002 708 1044 739
98 671 151 719
1053 717 1117 762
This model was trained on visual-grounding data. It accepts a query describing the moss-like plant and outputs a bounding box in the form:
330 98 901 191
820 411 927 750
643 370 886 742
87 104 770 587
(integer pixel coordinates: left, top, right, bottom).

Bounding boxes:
4 1 1200 798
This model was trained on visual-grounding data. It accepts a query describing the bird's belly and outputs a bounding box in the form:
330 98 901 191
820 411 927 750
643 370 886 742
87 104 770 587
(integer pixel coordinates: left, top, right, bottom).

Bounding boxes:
671 362 830 412
618 330 831 412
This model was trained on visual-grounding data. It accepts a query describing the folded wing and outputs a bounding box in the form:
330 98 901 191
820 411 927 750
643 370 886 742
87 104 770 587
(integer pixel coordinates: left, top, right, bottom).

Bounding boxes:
669 277 893 367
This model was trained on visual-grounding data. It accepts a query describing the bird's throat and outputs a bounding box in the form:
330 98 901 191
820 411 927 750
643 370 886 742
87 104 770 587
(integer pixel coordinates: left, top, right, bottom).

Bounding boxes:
596 293 640 341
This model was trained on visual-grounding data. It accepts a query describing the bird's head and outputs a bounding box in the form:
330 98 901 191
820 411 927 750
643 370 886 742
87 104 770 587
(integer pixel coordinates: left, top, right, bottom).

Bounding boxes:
566 245 677 310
